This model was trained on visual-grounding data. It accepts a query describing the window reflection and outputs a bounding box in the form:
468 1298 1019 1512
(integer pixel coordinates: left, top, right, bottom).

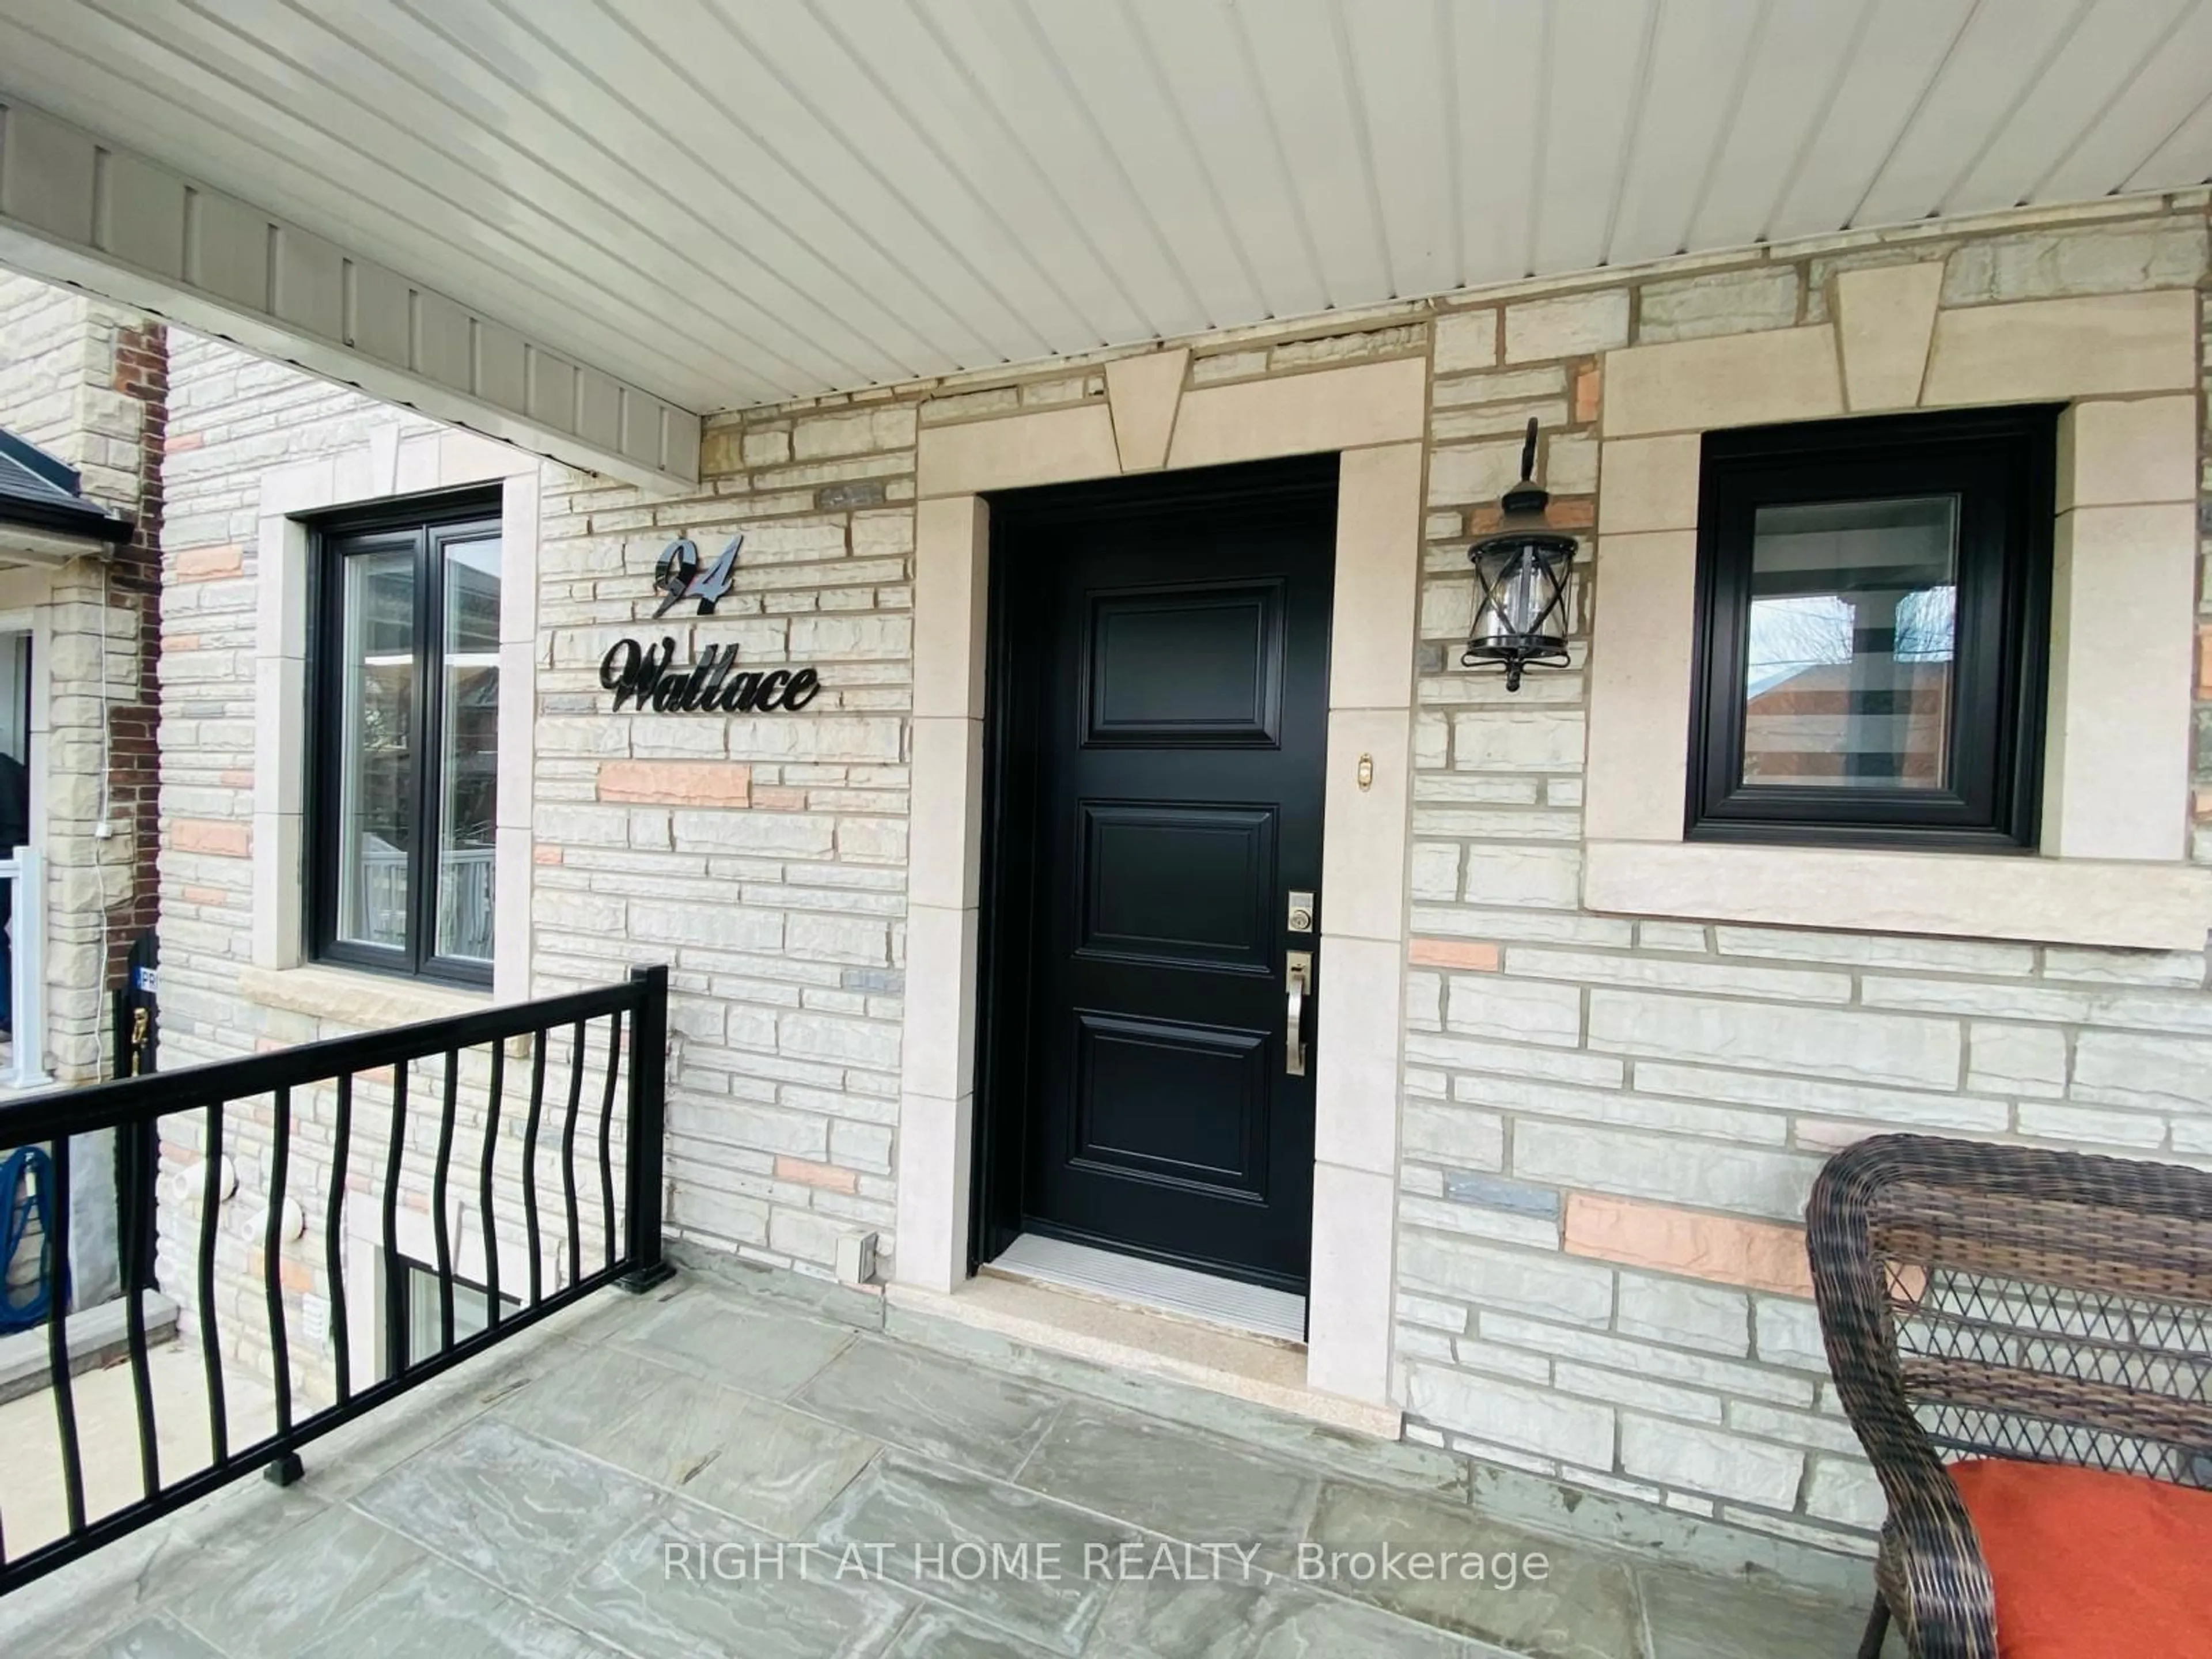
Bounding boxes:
436 536 499 963
1741 497 1957 790
337 551 416 948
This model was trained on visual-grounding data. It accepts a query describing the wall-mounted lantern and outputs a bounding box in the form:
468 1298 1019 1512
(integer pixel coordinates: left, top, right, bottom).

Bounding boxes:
1462 418 1578 692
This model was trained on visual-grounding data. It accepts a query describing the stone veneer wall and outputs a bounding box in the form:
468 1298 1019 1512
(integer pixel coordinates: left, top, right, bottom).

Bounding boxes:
528 423 918 1270
1394 201 2211 1550
154 329 452 1388
0 272 165 1088
148 194 2211 1547
156 328 448 1068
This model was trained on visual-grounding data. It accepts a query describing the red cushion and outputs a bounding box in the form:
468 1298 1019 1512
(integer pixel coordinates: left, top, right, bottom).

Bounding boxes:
1949 1458 2212 1657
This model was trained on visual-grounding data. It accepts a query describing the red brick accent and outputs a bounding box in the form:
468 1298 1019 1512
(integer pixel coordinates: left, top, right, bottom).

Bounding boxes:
162 431 203 454
1408 938 1502 971
774 1156 859 1195
247 1248 317 1294
174 544 244 581
1465 499 1592 535
173 819 251 857
2196 625 2212 698
181 885 227 906
533 846 564 865
218 768 253 789
1573 361 1601 424
105 320 166 991
597 761 752 806
1563 1192 1814 1297
749 785 807 811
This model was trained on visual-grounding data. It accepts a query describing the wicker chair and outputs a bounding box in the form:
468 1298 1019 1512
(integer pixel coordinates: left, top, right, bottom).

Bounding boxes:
1807 1133 2212 1659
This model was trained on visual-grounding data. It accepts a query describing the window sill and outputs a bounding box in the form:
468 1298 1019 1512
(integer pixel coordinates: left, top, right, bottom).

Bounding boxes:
1584 839 2212 952
238 963 494 1031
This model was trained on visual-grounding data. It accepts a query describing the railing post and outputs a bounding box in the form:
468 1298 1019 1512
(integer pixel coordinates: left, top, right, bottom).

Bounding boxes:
617 963 674 1292
11 845 50 1091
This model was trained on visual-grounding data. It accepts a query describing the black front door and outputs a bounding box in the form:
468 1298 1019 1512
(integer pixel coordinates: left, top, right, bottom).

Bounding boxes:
980 459 1335 1293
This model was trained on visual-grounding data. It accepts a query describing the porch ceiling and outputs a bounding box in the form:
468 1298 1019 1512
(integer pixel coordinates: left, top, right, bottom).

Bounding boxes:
2 0 2209 420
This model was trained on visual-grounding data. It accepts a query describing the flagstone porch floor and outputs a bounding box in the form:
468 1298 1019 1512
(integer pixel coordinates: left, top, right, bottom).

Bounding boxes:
0 1263 1899 1658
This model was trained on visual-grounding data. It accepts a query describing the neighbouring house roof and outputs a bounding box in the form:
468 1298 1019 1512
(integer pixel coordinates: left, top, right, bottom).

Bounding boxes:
0 427 130 544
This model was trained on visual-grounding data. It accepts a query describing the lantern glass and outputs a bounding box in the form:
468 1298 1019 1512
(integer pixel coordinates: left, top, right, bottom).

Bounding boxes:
1464 533 1575 687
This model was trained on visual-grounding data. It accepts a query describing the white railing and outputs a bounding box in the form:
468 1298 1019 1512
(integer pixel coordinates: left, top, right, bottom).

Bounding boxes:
0 844 48 1090
358 843 495 963
439 846 495 963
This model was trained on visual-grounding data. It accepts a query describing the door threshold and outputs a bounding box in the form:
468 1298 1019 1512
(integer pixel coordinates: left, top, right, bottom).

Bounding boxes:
986 1233 1306 1345
885 1271 1399 1441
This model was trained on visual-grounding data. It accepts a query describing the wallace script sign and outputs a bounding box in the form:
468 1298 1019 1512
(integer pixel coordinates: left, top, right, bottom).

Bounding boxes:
601 534 824 715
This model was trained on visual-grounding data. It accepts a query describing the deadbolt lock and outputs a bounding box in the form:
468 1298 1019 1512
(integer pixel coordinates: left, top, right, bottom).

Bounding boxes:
1287 891 1315 933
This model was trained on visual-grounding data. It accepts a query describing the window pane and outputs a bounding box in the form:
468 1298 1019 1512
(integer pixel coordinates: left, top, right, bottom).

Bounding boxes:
336 550 416 948
436 536 500 963
402 1262 513 1367
1742 497 1957 790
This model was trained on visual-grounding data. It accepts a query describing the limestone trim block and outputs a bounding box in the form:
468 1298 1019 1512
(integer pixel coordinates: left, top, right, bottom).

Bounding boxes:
1313 934 1406 1176
908 717 983 912
237 963 491 1027
914 355 1429 497
1321 707 1413 942
1921 289 2198 406
1583 531 1698 843
1601 325 1844 437
899 901 979 1103
884 1274 1401 1438
1328 442 1423 711
1305 1162 1397 1406
1166 356 1428 469
1828 261 1942 412
913 495 989 719
2056 395 2200 512
2041 503 2198 862
1584 839 2212 952
916 403 1120 498
1103 347 1188 472
1596 435 1700 535
892 1091 973 1296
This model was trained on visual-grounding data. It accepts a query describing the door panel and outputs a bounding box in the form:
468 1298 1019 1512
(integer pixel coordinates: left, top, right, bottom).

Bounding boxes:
1086 583 1284 745
1077 802 1276 971
1073 1012 1268 1195
980 460 1335 1292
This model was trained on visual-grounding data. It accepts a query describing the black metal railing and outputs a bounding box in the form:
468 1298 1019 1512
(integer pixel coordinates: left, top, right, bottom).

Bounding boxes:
0 963 671 1597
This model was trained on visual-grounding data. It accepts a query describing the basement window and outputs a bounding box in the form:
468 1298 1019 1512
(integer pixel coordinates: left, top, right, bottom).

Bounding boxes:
388 1255 518 1376
1687 407 2055 851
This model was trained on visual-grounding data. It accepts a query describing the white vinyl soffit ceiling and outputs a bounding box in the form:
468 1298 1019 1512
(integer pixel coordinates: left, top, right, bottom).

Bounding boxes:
1 0 2207 415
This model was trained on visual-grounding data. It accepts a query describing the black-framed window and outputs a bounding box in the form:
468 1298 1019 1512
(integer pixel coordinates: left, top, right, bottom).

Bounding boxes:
1687 407 2056 851
310 493 502 983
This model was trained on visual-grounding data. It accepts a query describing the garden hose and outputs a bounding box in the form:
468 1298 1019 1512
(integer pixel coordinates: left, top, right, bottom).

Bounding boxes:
0 1145 55 1333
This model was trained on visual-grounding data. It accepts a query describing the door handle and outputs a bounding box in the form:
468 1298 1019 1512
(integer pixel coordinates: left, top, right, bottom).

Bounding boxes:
1286 950 1313 1077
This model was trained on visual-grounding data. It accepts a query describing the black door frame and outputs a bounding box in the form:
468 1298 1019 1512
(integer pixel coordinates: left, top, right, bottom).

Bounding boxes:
968 456 1341 1277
